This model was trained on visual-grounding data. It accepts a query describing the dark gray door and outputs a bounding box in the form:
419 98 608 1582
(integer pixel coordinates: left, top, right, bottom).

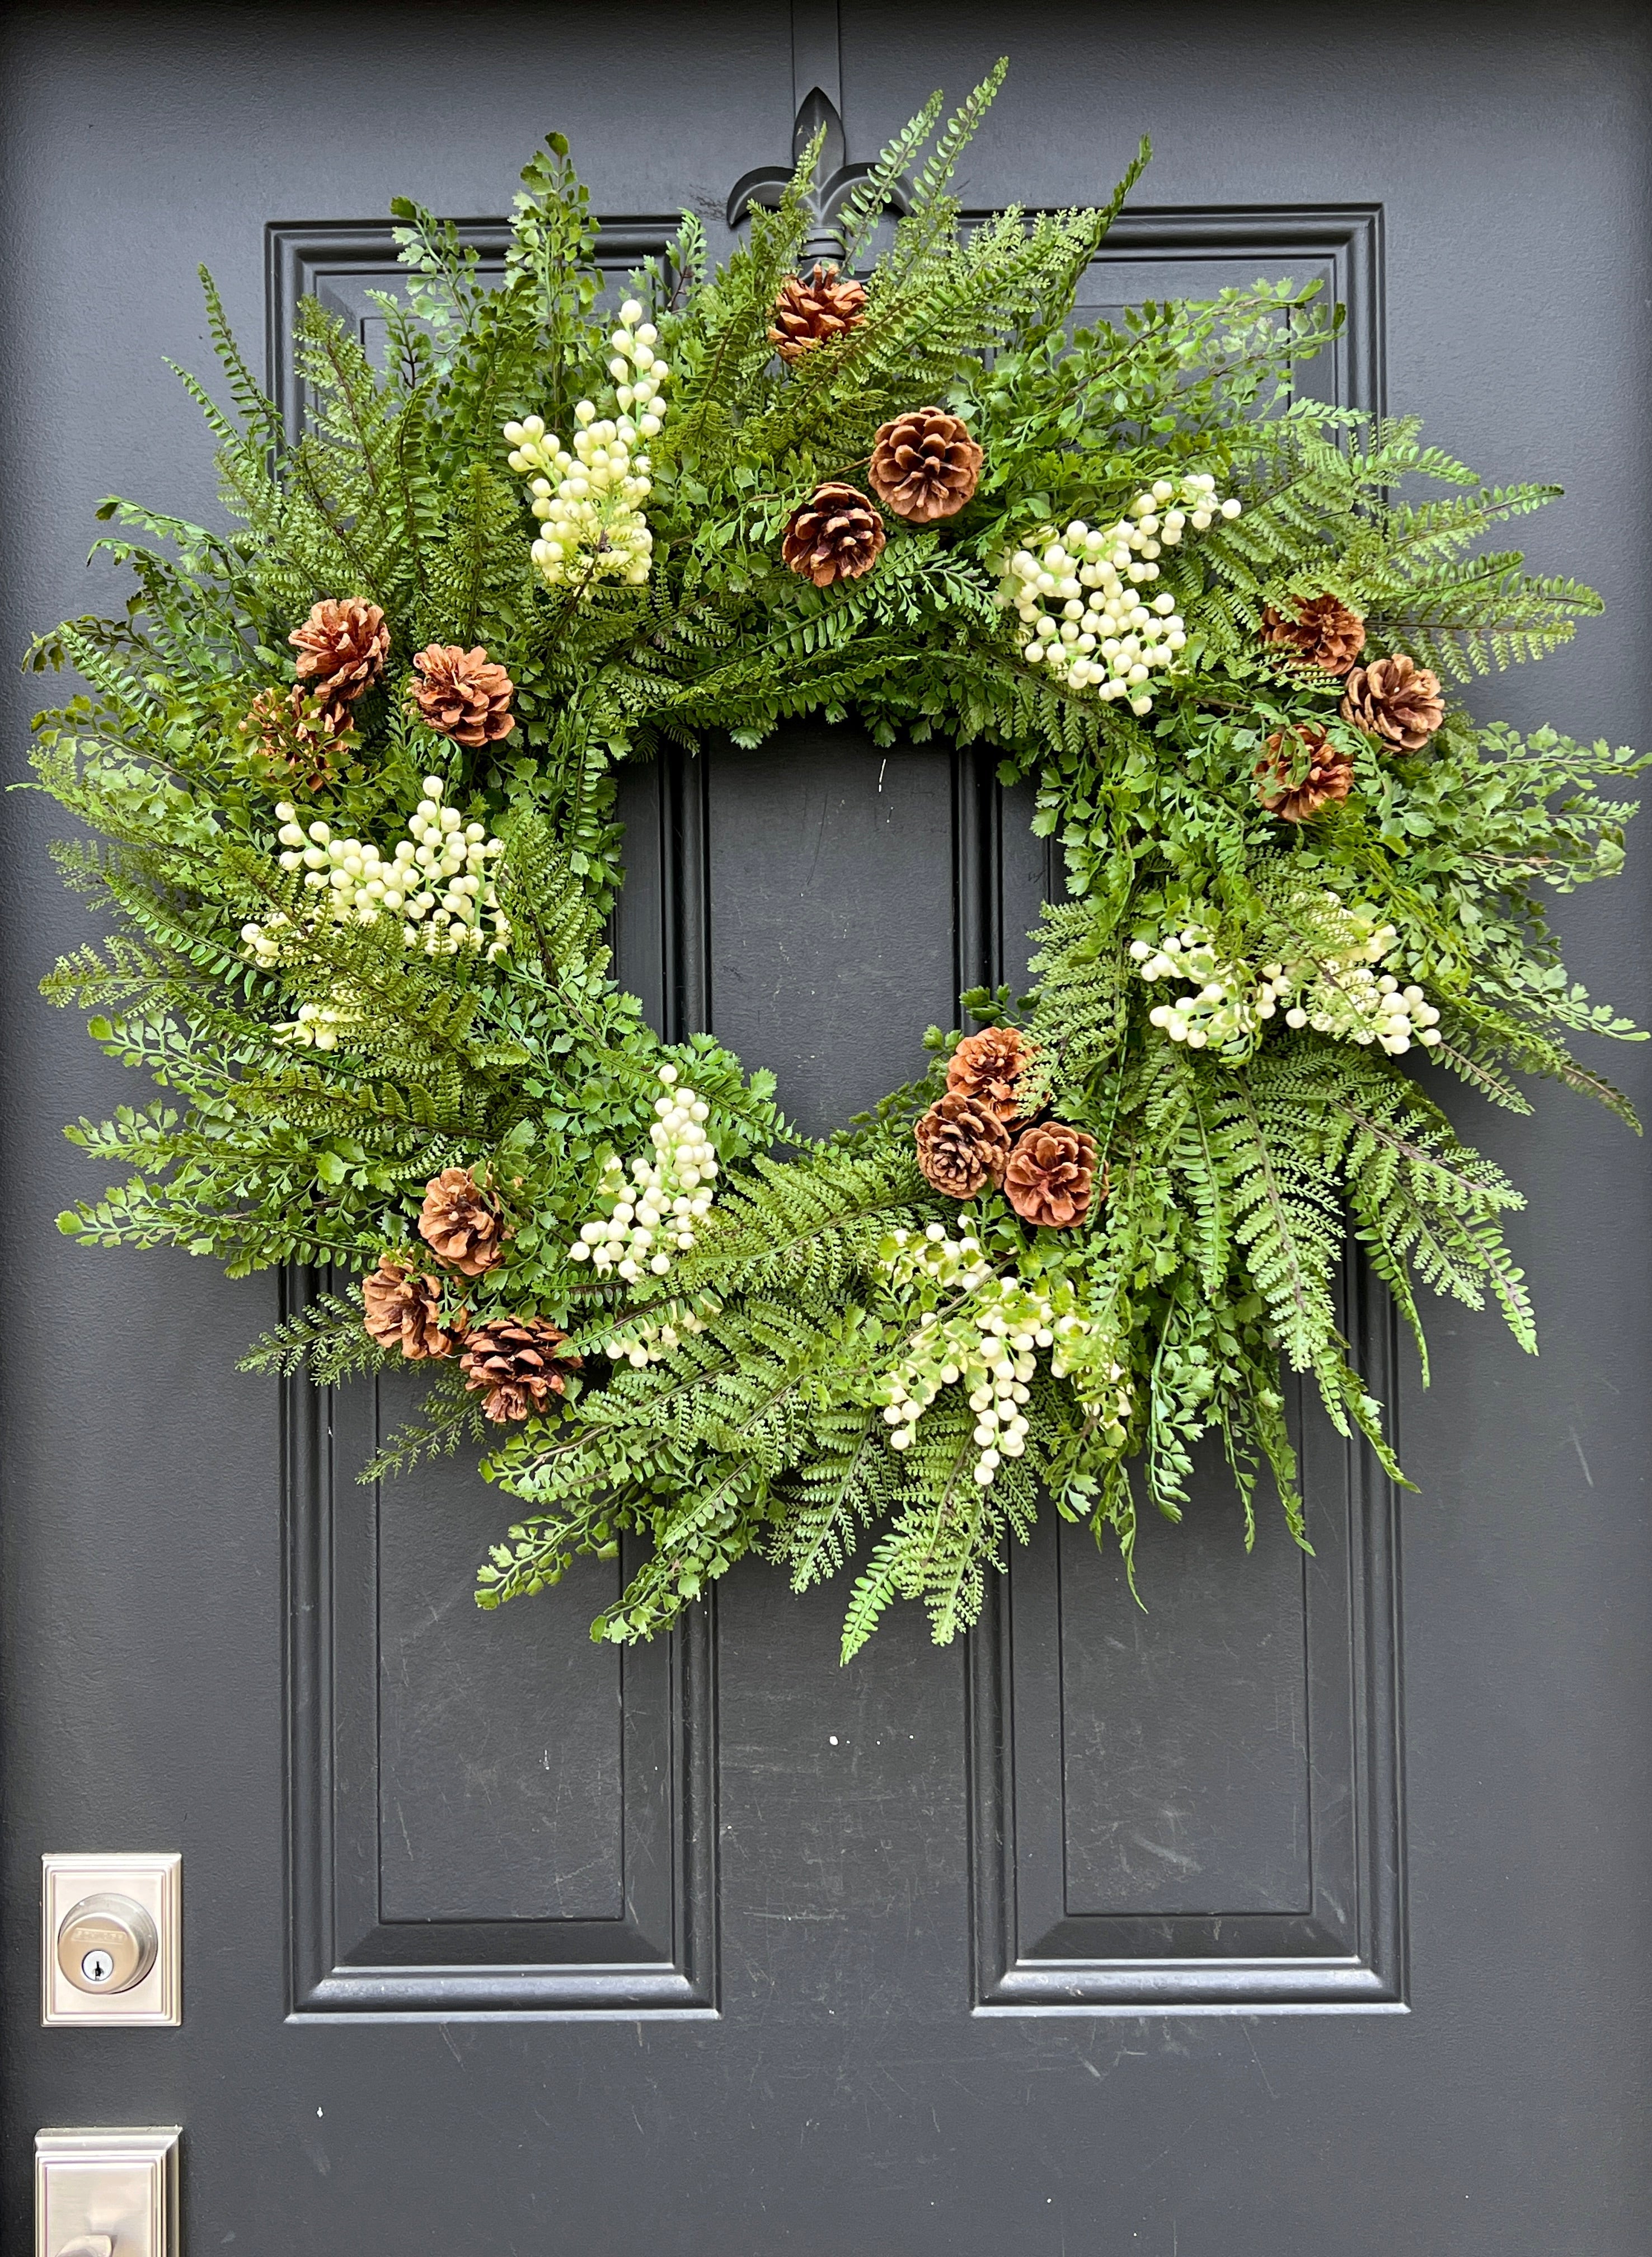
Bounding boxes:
4 4 1649 2250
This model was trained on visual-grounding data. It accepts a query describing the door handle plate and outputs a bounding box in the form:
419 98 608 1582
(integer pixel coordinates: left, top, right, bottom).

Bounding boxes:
41 1856 181 2026
35 2127 180 2257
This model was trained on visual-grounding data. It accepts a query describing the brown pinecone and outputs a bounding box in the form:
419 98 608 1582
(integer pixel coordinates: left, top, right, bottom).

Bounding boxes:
410 644 517 748
1254 724 1355 822
362 1257 462 1361
781 483 887 587
915 1092 1011 1200
1260 593 1366 677
1005 1122 1099 1230
1340 653 1444 753
867 407 983 523
289 598 389 705
418 1166 505 1277
236 683 349 794
460 1317 582 1422
946 1026 1036 1130
768 263 868 363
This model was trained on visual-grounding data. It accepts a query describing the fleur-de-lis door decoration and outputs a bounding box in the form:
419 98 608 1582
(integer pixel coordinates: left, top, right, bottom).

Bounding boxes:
726 85 908 264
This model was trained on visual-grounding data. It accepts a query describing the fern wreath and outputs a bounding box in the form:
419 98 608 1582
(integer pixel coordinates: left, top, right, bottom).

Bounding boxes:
32 72 1643 1661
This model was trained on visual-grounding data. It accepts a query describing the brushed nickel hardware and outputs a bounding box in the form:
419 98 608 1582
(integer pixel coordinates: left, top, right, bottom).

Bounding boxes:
35 2128 180 2257
56 1894 158 1995
41 1856 181 2027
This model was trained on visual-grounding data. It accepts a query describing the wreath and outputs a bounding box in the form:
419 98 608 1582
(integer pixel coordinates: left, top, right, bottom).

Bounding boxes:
30 69 1644 1662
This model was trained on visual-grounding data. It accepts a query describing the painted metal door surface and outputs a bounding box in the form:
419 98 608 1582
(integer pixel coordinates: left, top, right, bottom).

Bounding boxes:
3 4 1649 2250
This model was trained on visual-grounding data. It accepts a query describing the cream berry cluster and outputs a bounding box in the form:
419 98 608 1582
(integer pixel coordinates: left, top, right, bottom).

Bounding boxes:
272 989 359 1052
1273 900 1443 1056
504 301 669 594
999 475 1241 711
1132 895 1443 1061
1132 925 1269 1057
605 1299 714 1370
568 1066 719 1283
242 778 508 966
876 1226 1121 1488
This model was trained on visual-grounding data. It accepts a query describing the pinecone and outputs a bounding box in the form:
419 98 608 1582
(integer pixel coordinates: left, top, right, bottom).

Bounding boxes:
1260 593 1366 677
418 1166 505 1276
1254 724 1355 822
236 683 349 794
1340 653 1444 753
946 1026 1036 1130
410 644 517 748
868 408 983 523
768 263 868 363
460 1317 582 1422
915 1092 1011 1200
289 598 389 705
781 483 887 587
362 1257 462 1361
1005 1122 1099 1230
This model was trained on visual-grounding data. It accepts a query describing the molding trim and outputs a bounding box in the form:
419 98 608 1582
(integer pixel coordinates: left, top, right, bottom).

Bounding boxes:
282 1283 718 2021
952 743 1007 1008
265 203 1384 428
265 217 682 428
267 198 1397 2020
270 216 711 2020
958 203 1383 422
966 200 1401 2013
968 1267 1407 2015
1086 205 1386 417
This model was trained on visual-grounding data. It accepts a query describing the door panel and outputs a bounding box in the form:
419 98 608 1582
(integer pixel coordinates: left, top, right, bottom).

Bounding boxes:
273 181 1403 2026
707 737 964 1137
973 1319 1405 2011
3 4 1649 2253
288 1362 716 2017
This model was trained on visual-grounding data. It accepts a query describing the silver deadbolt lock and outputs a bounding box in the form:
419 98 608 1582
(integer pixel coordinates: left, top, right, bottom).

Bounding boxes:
41 1856 181 2025
57 1895 158 1995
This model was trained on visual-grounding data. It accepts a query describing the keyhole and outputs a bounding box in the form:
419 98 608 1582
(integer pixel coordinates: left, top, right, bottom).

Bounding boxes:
80 1947 115 1985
